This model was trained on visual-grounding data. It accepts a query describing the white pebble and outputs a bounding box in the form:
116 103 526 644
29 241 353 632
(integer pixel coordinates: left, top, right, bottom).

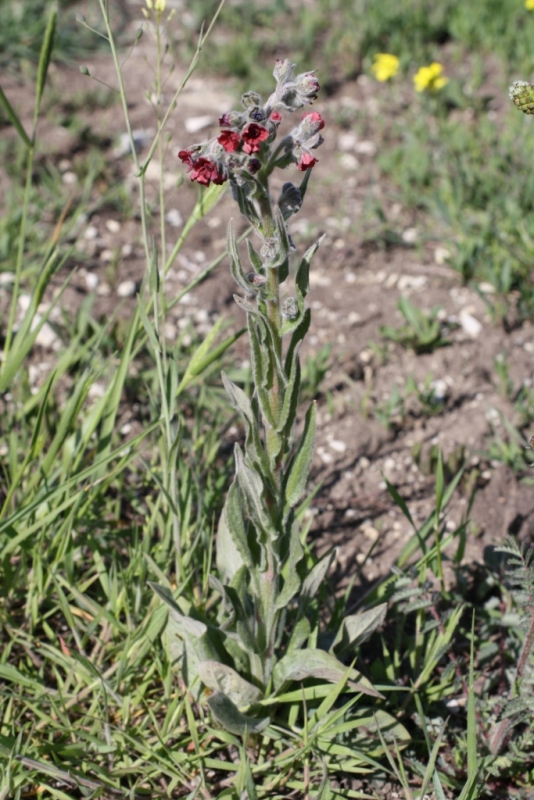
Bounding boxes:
434 247 451 264
100 249 114 262
459 309 482 338
0 272 15 286
117 280 137 298
329 439 347 453
338 132 358 151
401 227 418 244
105 219 121 233
165 209 183 228
355 140 377 156
62 171 77 185
84 226 99 240
339 153 359 171
85 272 99 290
397 274 427 291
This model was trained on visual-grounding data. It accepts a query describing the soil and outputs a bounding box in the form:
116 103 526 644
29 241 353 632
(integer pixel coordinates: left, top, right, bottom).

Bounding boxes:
2 21 534 597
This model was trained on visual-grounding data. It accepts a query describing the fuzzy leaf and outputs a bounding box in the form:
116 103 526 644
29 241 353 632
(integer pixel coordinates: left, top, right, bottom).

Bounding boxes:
283 401 316 512
235 445 275 538
287 616 311 651
330 604 387 655
247 316 275 427
284 309 311 376
298 549 337 615
216 479 246 581
246 239 263 273
198 661 262 707
296 236 324 302
272 649 383 698
275 519 304 609
279 342 301 436
207 691 270 735
228 219 256 295
222 372 272 481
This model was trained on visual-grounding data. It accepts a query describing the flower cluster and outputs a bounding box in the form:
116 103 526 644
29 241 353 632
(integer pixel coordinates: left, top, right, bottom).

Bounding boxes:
178 60 324 188
413 62 448 93
371 53 400 82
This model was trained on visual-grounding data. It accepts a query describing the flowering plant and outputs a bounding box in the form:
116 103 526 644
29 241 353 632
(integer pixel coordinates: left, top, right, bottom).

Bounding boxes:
413 61 448 93
371 53 400 82
151 61 385 734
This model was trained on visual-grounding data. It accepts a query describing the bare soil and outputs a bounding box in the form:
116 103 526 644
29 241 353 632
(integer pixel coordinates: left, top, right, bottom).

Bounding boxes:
3 27 534 594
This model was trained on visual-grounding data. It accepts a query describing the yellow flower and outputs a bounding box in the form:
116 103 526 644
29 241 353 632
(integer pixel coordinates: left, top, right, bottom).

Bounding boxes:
526 0 534 10
146 0 166 10
413 62 448 93
371 53 400 82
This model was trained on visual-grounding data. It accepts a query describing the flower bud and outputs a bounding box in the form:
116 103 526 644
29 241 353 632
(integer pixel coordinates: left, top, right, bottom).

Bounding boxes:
241 91 263 110
249 106 267 122
273 59 295 85
278 182 302 218
219 111 245 128
509 80 534 114
247 272 266 287
282 297 299 320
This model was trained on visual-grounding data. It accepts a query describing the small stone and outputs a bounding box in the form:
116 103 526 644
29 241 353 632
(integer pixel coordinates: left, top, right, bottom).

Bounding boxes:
347 311 361 325
363 525 379 542
434 246 451 264
165 208 184 228
117 280 137 298
89 382 106 399
120 422 132 435
165 323 177 340
206 216 222 229
105 219 121 233
397 274 427 291
85 272 99 290
478 282 495 294
317 447 334 465
185 115 215 133
84 226 99 240
356 553 366 565
358 456 371 470
100 249 114 262
121 244 133 258
114 129 153 157
383 457 396 472
0 272 15 286
430 379 449 401
339 153 359 171
355 140 377 156
58 158 71 172
329 439 347 453
35 320 59 349
402 227 418 244
459 309 482 338
385 273 398 288
345 271 356 283
62 171 77 185
97 283 111 296
309 271 331 287
338 132 358 151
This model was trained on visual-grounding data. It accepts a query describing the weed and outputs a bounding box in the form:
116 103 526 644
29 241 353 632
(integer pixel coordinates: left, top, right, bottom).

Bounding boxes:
380 296 452 354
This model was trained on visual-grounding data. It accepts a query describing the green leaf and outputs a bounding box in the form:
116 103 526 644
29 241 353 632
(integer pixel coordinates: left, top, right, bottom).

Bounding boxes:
295 236 324 302
222 372 272 481
283 401 316 512
272 649 383 698
217 478 250 580
275 519 304 609
0 85 31 148
331 604 387 655
235 445 274 537
35 6 57 117
199 661 262 707
228 219 256 295
298 549 337 615
207 691 270 736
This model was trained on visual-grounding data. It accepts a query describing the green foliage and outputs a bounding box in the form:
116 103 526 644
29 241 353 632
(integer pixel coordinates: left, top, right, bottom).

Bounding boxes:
380 297 452 354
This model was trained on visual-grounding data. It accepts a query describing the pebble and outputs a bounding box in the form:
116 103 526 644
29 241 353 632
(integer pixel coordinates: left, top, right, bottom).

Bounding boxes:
478 282 495 294
97 283 111 296
114 129 153 157
165 323 177 340
347 311 361 325
165 209 184 228
434 246 451 264
120 422 132 435
363 525 379 542
121 244 133 258
35 319 59 349
62 171 77 185
309 271 332 287
385 273 398 288
100 249 114 262
329 439 347 453
358 456 370 470
105 219 121 233
85 272 99 290
355 140 377 156
338 132 358 150
317 446 334 465
206 216 222 229
185 115 215 133
459 309 482 338
117 280 137 298
339 153 359 170
58 158 71 172
401 227 418 244
430 379 449 401
84 226 99 240
344 272 356 283
383 457 396 472
89 382 106 399
397 274 427 291
0 272 15 285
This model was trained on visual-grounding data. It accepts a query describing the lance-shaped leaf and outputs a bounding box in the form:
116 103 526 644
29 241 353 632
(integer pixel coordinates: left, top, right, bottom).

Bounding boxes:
199 661 262 707
235 445 275 539
287 616 311 651
207 691 270 735
272 649 383 698
222 372 272 482
330 604 387 655
228 219 257 295
278 341 302 436
216 479 246 581
284 309 311 377
35 7 57 117
150 582 224 691
0 86 31 149
295 235 324 303
247 316 276 428
275 519 304 610
298 549 337 617
283 401 316 512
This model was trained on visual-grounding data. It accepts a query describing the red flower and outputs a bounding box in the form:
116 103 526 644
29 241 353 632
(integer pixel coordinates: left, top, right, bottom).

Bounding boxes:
270 110 282 122
297 153 317 171
190 157 226 185
178 149 194 167
218 130 241 152
242 123 269 154
303 111 325 131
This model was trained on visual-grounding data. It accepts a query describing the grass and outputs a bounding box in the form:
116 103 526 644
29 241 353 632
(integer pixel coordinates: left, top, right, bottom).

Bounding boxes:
2 0 534 798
